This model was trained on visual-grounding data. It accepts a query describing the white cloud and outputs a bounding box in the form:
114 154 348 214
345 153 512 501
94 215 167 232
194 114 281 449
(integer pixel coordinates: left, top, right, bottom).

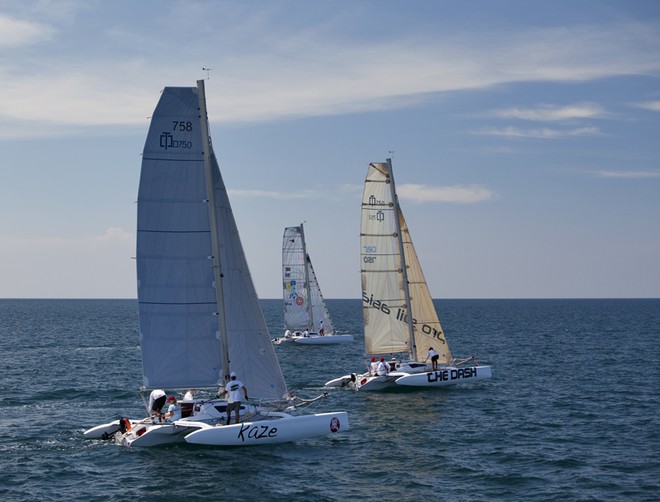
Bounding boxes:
0 12 54 47
475 126 601 139
594 170 660 179
229 188 322 200
631 101 660 112
0 10 658 138
493 103 607 121
397 183 495 204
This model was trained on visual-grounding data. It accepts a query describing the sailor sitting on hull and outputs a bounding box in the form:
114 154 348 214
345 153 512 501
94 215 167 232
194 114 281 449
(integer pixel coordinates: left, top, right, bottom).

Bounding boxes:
376 357 390 376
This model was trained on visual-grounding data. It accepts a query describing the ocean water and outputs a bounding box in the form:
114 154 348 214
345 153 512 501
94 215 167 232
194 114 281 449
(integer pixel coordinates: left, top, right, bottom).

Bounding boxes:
0 298 658 501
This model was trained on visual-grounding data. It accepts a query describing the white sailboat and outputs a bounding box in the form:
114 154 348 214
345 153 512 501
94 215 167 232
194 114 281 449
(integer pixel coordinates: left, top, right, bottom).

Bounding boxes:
325 159 492 391
84 80 348 446
274 224 353 345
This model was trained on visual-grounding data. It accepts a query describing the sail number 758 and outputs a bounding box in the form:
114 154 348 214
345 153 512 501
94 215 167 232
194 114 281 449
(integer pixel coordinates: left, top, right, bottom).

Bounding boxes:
172 121 193 131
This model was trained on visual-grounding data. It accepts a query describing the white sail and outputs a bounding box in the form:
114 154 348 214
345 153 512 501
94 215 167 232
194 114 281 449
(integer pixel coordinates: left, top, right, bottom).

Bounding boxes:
282 225 335 334
360 161 452 363
307 254 335 335
137 83 287 400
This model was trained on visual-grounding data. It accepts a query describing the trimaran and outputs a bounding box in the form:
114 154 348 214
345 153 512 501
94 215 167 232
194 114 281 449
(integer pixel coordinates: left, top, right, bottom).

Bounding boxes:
273 223 353 345
326 159 492 391
84 80 348 445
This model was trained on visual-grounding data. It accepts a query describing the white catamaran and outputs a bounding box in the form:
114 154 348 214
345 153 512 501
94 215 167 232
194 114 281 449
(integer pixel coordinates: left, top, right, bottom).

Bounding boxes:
84 80 348 446
325 159 492 391
273 224 353 345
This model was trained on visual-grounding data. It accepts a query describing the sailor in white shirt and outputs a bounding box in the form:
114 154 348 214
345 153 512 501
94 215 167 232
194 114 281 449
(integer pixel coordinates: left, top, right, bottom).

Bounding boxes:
219 371 249 425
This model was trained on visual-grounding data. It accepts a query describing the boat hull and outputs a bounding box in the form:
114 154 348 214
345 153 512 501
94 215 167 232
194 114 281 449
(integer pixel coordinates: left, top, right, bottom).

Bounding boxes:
325 374 356 387
355 372 409 391
326 365 492 391
184 411 349 446
83 419 141 440
121 422 203 447
395 365 492 387
293 334 354 345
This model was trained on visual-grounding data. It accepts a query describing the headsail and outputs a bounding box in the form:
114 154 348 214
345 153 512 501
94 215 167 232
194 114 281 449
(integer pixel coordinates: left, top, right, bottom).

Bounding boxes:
360 160 452 363
137 82 287 400
307 254 335 335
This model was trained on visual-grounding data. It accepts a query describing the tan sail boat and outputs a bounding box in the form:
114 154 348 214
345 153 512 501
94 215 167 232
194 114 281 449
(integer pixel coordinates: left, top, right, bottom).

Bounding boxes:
326 159 492 390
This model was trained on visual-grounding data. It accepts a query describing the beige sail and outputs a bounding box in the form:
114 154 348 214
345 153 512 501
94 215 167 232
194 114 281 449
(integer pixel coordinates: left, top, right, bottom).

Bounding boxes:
399 208 452 364
360 160 452 363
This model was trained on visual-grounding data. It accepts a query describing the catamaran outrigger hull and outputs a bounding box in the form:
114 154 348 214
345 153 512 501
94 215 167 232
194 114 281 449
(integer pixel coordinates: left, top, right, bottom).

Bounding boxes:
395 365 492 387
121 423 202 447
184 411 349 446
83 419 141 439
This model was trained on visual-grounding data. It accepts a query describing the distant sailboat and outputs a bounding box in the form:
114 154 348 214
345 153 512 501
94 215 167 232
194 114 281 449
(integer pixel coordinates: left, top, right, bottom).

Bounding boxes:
274 224 353 345
85 80 348 445
326 159 492 391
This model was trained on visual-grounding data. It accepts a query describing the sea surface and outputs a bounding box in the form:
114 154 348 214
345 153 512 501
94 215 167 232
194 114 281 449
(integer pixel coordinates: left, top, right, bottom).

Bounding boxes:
0 298 658 501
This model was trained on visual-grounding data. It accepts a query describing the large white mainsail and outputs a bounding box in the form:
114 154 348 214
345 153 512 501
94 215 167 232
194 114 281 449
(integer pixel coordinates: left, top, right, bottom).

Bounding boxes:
361 160 451 363
282 224 335 335
137 82 287 400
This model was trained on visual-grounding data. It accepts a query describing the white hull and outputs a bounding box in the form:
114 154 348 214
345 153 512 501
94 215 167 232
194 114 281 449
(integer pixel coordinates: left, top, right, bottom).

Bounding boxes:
326 364 492 391
395 365 492 387
83 418 141 440
324 372 406 391
274 332 353 345
185 411 348 446
293 334 353 345
120 421 202 447
84 400 254 447
325 374 356 388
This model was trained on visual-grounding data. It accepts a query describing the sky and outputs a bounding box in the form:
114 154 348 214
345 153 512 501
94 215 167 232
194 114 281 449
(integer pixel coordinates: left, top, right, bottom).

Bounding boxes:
0 0 659 299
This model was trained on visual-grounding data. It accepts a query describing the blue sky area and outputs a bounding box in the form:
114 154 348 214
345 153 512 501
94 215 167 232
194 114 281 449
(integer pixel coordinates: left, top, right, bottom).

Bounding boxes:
0 0 658 299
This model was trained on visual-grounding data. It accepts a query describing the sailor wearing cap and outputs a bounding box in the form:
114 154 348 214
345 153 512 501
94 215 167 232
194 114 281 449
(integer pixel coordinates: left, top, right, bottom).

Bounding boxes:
369 357 379 376
164 395 181 421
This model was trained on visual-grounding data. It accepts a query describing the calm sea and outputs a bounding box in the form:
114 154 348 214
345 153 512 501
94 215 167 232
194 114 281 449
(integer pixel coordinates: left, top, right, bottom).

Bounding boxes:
0 298 658 501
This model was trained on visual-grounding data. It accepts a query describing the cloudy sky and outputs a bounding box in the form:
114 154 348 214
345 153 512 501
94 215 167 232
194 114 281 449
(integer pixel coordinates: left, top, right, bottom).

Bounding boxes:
1 0 658 299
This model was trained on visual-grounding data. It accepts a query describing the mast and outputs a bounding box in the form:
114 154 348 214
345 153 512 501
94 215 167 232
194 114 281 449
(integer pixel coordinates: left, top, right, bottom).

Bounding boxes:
387 158 417 361
300 223 315 331
197 79 230 384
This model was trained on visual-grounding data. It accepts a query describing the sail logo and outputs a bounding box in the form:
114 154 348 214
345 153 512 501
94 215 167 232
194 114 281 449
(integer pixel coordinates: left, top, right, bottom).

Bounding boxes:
367 210 385 222
159 131 193 150
367 195 386 206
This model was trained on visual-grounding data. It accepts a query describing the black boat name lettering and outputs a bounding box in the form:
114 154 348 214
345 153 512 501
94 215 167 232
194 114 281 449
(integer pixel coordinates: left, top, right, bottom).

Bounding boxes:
427 367 477 383
237 424 278 442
